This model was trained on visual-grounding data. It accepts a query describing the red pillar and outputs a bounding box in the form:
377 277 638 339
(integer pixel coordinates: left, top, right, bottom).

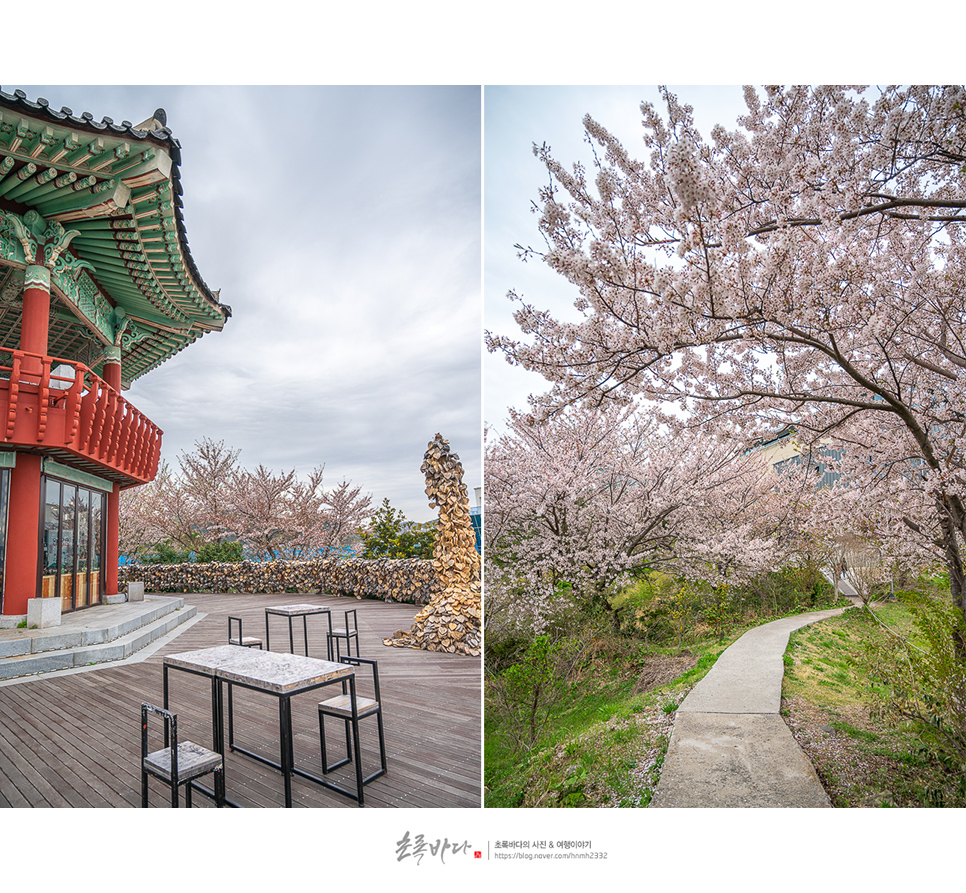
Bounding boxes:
2 266 52 614
106 482 120 597
20 265 50 378
4 454 42 615
103 363 121 391
103 346 121 392
103 348 122 597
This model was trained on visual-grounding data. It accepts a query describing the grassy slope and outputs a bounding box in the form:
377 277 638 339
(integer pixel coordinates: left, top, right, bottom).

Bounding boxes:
486 599 961 808
485 623 748 808
781 603 955 807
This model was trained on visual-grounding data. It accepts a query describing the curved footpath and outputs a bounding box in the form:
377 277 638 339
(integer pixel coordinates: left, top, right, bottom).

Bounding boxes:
650 607 846 808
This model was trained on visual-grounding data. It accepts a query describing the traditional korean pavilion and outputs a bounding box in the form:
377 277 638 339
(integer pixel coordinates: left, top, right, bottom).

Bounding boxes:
0 88 229 625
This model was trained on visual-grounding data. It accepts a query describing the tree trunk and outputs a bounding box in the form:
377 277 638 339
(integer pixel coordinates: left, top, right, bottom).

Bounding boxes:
941 511 966 663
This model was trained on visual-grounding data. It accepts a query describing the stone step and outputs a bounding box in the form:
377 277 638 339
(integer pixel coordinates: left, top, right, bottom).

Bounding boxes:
0 596 195 681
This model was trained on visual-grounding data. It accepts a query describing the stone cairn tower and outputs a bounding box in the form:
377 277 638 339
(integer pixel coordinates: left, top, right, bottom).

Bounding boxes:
384 434 481 656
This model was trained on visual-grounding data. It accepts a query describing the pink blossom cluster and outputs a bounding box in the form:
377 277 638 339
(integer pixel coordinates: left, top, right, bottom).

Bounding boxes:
120 438 372 561
487 85 966 634
484 401 781 635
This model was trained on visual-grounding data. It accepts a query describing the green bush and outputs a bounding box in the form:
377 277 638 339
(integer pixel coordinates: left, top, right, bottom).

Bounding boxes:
702 583 740 643
609 572 678 643
883 588 966 805
195 540 244 563
610 566 841 648
489 635 573 752
139 539 243 564
141 541 192 565
750 566 836 614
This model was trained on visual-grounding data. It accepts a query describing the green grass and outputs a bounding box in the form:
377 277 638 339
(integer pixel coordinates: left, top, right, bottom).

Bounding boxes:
485 675 648 808
486 629 746 808
782 602 964 807
829 720 879 743
485 580 851 809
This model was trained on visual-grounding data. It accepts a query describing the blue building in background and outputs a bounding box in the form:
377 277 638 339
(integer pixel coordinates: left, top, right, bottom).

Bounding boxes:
470 505 481 553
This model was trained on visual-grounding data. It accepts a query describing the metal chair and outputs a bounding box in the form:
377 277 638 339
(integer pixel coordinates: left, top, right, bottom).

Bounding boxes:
228 616 263 648
327 608 359 660
140 703 224 807
318 656 387 806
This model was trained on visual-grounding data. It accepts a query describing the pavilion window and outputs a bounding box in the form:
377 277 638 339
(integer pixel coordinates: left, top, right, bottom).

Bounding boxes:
91 490 103 600
77 489 90 609
41 480 61 599
39 476 106 612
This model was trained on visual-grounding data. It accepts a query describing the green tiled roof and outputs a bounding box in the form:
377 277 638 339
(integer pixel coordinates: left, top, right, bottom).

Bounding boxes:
0 88 229 385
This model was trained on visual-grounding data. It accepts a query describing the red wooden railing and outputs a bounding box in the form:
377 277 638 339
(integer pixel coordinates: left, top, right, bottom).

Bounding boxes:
0 348 162 484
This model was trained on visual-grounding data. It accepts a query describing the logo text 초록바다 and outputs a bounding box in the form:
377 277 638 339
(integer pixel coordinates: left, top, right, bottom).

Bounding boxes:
395 831 474 865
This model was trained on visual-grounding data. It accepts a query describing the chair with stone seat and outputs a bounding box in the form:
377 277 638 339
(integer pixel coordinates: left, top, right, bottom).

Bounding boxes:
318 655 387 806
228 616 263 649
140 703 224 807
327 608 359 660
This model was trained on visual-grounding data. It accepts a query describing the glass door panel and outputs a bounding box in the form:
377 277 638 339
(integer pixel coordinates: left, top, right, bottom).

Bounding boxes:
38 478 107 611
76 489 90 608
91 490 103 604
42 480 61 600
59 485 76 612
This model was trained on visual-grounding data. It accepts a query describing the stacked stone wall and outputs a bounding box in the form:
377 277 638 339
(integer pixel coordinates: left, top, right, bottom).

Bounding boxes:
119 556 440 604
119 432 482 657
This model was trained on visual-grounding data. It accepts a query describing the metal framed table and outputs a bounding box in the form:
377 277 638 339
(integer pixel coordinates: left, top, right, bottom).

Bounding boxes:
264 603 334 659
163 644 361 807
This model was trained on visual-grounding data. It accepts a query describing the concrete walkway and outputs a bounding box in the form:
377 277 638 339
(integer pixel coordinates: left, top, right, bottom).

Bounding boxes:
650 607 845 808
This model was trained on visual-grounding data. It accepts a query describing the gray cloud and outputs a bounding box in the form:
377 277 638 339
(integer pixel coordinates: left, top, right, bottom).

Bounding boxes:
12 84 481 521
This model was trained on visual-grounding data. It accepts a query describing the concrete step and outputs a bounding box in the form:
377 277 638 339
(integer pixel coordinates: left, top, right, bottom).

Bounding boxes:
0 596 194 681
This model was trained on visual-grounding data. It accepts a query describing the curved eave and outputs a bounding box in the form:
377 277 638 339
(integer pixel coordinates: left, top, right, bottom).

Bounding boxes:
0 87 229 382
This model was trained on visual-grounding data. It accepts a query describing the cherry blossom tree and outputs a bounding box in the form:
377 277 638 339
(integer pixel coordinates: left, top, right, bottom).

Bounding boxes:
229 464 298 560
119 440 372 561
487 85 966 654
119 465 173 559
119 461 204 557
179 438 240 543
807 450 941 593
484 400 779 635
279 469 372 558
225 462 373 560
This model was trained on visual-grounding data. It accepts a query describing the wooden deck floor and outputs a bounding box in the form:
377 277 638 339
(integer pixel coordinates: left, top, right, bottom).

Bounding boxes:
0 593 481 808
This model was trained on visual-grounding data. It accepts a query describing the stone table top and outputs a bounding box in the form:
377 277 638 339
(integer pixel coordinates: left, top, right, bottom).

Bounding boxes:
164 644 352 694
264 604 332 616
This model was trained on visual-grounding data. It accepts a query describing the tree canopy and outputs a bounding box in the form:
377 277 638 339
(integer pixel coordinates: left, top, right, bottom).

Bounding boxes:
485 400 782 634
120 438 372 562
487 85 966 652
357 497 436 559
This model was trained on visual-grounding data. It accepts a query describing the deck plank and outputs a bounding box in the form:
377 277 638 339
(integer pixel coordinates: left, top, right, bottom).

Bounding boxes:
0 592 481 808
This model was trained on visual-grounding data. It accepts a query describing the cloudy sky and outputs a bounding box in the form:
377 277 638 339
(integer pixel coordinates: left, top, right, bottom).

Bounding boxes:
484 86 753 435
9 85 482 522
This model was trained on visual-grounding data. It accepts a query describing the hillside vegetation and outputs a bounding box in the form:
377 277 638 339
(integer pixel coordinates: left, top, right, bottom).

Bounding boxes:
486 571 966 808
783 582 966 807
485 568 846 807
